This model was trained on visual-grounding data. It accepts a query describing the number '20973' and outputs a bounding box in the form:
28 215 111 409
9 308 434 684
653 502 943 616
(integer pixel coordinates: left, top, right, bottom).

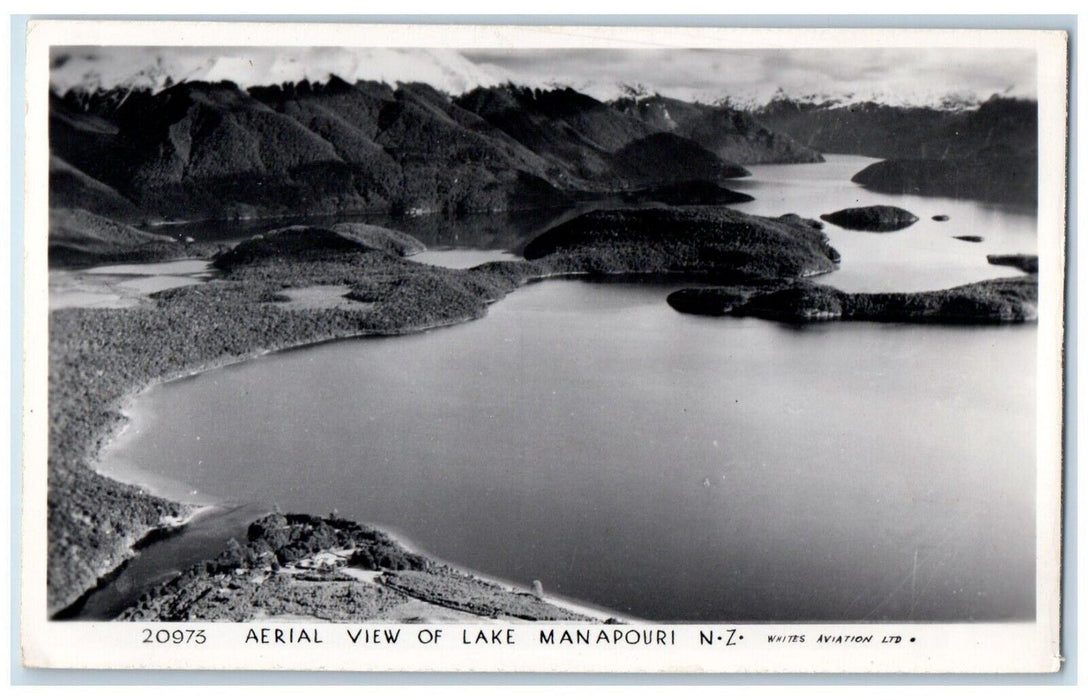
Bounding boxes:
142 628 206 644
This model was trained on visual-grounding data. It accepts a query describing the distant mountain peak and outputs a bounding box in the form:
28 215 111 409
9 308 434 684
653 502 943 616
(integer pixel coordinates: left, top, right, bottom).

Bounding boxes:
746 87 995 112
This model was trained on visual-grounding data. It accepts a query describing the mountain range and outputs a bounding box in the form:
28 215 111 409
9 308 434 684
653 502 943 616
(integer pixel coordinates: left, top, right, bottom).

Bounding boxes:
50 75 1039 244
754 95 1037 161
754 95 1038 204
50 78 822 225
50 47 1036 110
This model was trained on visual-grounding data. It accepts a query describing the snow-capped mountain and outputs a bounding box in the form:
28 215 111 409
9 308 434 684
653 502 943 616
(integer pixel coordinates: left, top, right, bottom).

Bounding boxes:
50 47 508 97
51 47 1033 113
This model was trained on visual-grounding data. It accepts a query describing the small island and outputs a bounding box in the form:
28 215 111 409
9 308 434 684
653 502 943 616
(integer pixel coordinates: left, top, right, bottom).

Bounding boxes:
522 206 841 279
819 205 919 232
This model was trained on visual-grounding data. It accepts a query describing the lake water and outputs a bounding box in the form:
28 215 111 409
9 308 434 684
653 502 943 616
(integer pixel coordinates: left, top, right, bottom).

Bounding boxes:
729 155 1037 292
87 155 1038 621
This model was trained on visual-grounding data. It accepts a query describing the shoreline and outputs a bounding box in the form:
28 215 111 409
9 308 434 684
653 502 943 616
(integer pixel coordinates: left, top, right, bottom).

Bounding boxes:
67 494 627 623
53 205 985 618
64 313 495 614
114 508 621 623
368 522 634 623
59 254 751 620
58 255 631 620
51 503 217 620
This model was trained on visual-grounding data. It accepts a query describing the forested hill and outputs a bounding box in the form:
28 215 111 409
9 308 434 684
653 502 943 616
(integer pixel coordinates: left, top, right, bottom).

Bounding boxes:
50 78 820 224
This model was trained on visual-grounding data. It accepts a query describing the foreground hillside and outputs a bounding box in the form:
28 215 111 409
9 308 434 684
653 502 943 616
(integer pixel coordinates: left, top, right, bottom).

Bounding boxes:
121 513 599 622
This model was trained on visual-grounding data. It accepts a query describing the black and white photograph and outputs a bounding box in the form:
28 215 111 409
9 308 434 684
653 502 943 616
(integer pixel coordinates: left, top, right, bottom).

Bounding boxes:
19 20 1068 673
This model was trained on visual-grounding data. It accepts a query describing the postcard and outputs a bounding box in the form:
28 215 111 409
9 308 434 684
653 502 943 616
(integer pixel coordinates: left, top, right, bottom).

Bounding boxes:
19 19 1068 673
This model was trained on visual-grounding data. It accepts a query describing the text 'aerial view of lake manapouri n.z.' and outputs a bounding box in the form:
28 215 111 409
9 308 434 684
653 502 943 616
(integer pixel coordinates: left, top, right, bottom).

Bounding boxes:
46 46 1041 624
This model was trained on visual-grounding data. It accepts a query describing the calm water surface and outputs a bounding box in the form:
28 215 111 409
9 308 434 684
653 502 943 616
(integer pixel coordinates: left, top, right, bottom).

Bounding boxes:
730 155 1037 292
88 156 1038 621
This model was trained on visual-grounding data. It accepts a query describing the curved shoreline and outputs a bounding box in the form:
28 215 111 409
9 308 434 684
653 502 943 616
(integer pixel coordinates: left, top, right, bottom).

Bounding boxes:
333 520 633 622
108 506 623 623
53 256 629 618
51 503 218 620
77 270 736 619
62 263 810 619
60 306 499 616
47 206 846 616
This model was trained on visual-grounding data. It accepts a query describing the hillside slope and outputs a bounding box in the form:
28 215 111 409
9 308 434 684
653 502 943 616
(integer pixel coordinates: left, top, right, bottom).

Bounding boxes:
49 208 187 267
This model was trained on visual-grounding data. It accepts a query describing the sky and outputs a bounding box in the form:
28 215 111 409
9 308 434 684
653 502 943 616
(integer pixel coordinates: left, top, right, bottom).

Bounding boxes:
466 48 1037 105
49 46 1037 107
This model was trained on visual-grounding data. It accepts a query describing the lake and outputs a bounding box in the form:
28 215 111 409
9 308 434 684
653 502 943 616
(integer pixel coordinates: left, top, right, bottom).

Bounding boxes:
729 155 1037 292
86 155 1038 621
